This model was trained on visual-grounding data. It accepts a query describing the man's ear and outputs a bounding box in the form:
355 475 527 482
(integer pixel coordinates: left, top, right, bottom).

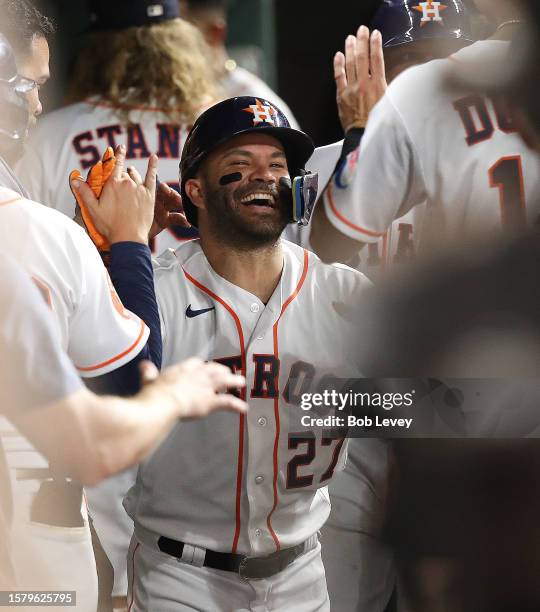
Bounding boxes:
185 178 206 212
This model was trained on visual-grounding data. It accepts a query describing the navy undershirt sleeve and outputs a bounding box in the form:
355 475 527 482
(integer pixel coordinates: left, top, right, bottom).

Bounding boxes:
109 242 162 369
87 242 162 397
337 128 365 168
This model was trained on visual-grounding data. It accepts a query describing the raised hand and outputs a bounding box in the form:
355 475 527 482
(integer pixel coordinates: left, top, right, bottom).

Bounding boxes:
150 182 190 240
334 26 387 132
70 145 158 245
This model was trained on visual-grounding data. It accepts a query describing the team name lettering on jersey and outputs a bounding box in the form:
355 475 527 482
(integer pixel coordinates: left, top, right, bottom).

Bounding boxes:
72 123 182 169
214 355 334 407
453 95 516 147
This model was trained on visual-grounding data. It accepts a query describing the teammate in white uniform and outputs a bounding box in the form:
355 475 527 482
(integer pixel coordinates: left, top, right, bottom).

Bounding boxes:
0 252 247 596
310 1 539 266
319 5 474 611
107 96 372 611
0 13 244 609
180 0 301 129
16 0 216 255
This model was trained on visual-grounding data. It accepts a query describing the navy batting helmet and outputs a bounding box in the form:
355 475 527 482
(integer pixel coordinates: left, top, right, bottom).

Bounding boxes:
180 96 314 227
0 34 35 143
88 0 181 31
371 0 473 48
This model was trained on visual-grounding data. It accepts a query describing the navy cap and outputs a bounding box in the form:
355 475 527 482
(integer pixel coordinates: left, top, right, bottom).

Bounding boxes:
371 0 473 48
88 0 181 31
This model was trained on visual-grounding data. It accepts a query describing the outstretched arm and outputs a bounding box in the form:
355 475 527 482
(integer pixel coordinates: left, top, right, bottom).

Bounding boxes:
12 359 247 486
311 26 387 264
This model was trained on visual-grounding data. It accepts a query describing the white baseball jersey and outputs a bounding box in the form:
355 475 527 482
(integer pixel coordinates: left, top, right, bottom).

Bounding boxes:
324 40 540 254
221 65 300 130
0 256 84 589
124 239 371 556
0 187 148 375
16 98 199 255
0 187 148 610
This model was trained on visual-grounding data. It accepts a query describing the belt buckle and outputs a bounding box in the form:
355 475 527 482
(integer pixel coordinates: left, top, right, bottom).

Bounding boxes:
238 555 270 581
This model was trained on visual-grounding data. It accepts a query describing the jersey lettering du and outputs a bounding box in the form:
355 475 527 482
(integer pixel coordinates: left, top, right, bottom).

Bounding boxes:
324 40 540 259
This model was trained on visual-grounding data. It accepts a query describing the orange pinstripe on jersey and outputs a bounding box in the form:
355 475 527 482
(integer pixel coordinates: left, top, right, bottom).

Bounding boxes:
182 267 247 554
76 318 146 372
266 249 310 550
0 196 22 207
326 182 387 238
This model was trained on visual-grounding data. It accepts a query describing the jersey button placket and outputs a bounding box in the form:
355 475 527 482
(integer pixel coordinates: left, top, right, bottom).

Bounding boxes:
244 314 276 555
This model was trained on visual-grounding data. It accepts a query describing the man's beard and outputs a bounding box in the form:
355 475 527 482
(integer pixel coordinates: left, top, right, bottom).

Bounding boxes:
202 178 290 250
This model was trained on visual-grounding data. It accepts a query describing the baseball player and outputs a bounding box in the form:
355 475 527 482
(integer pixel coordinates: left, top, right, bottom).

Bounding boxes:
88 95 372 611
0 13 206 608
16 0 215 254
310 0 540 265
0 253 247 591
320 5 473 610
343 0 473 278
180 0 301 129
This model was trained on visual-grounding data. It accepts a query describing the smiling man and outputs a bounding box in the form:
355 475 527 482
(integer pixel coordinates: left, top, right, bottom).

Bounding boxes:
108 96 373 611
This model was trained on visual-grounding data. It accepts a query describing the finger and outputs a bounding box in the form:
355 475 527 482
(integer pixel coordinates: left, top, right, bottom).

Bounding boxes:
139 360 159 385
112 145 126 179
102 148 116 184
334 52 347 97
210 395 248 414
204 361 236 375
222 373 247 389
370 29 386 85
70 174 99 211
167 212 190 228
144 154 158 195
70 176 109 250
69 169 83 195
356 25 370 85
178 357 204 372
163 188 183 212
211 375 247 396
158 181 172 195
127 165 143 185
345 34 357 86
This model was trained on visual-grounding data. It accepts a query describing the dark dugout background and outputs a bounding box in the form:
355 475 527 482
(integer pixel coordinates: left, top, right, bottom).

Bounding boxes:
32 0 484 146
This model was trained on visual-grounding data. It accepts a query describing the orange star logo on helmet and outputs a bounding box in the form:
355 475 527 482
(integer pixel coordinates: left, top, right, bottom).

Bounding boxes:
413 1 448 27
243 99 277 126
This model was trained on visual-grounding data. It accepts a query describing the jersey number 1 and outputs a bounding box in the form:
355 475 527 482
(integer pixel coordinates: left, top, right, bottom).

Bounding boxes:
489 155 527 230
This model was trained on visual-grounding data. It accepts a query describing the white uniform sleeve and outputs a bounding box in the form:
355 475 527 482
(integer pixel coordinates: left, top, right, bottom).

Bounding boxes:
323 92 427 243
0 258 82 417
67 230 149 377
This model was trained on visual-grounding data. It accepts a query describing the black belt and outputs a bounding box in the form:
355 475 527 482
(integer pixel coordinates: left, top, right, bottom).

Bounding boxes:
157 535 312 580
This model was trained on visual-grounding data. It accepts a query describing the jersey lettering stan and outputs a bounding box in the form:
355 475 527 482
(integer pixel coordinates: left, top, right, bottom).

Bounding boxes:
16 99 198 255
